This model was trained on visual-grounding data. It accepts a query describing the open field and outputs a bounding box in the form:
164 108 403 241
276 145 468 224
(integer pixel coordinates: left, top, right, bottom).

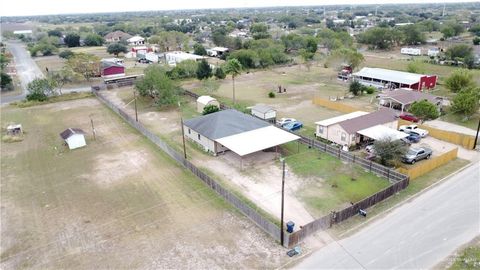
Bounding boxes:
102 87 391 225
0 98 290 269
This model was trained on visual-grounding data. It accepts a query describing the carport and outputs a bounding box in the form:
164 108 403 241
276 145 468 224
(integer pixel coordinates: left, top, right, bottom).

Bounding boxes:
215 126 300 168
357 125 408 142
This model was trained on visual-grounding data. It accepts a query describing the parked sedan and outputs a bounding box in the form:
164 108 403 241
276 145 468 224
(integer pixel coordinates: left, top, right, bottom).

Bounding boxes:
399 113 420 123
402 147 432 164
283 121 303 131
404 132 421 143
399 124 429 137
277 118 296 127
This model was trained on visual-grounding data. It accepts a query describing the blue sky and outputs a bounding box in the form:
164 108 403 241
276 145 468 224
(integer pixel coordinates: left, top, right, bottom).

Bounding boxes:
1 0 477 17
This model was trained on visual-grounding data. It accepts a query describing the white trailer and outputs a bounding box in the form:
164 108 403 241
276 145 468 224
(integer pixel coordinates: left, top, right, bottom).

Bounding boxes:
401 47 422 56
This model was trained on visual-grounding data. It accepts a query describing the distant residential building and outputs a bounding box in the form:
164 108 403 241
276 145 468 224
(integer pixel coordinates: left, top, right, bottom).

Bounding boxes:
13 30 32 35
127 35 145 46
104 31 132 43
207 47 229 57
400 48 422 56
165 51 206 66
395 22 414 27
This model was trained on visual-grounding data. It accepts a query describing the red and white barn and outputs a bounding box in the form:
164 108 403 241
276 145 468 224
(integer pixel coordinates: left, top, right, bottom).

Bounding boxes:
353 67 437 91
100 58 125 78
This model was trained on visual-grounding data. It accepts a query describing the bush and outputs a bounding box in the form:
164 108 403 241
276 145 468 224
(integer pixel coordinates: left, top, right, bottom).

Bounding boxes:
202 104 220 115
445 69 474 93
365 86 375 94
214 67 226 79
268 91 275 98
59 50 74 59
349 81 363 96
409 100 440 120
473 37 480 46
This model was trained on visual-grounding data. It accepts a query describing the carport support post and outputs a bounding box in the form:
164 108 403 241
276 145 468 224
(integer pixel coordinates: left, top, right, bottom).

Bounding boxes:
280 158 286 246
474 119 480 150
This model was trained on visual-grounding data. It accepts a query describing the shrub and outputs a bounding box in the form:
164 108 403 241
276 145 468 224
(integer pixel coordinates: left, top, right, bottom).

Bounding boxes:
365 86 375 94
202 104 220 115
268 91 276 98
59 50 74 59
214 67 226 79
349 81 363 96
473 37 480 46
409 100 440 120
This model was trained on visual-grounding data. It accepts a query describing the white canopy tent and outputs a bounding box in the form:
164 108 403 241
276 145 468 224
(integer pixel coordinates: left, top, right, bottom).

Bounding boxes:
357 125 408 141
215 126 300 156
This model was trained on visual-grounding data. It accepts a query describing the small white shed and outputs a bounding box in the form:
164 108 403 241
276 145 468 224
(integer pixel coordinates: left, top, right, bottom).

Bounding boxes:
60 128 86 150
251 105 276 123
196 96 220 113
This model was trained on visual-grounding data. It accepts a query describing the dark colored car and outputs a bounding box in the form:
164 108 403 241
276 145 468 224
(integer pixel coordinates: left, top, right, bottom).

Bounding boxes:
399 113 420 123
405 132 421 143
283 121 303 131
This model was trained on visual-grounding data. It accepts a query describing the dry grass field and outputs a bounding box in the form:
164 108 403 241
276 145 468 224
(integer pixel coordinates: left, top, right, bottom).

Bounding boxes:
0 98 291 269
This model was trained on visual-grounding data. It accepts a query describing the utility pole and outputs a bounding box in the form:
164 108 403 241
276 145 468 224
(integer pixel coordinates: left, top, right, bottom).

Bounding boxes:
90 116 96 140
134 91 138 122
474 118 480 150
442 3 446 17
280 158 286 246
181 118 187 159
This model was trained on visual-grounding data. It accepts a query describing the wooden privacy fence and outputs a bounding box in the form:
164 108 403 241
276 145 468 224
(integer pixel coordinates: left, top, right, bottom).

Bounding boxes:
398 119 476 150
93 90 282 243
312 97 359 113
397 148 458 179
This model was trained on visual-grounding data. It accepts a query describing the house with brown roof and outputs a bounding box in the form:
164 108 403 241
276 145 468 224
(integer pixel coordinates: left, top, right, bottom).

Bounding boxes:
378 89 443 112
320 109 398 147
104 31 132 43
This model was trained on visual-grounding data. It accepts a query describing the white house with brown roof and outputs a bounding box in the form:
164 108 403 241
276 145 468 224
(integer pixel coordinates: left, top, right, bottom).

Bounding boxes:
104 31 132 43
316 109 398 147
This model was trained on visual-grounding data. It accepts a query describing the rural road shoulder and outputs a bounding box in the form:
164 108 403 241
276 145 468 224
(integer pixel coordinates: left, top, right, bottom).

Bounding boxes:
294 161 480 269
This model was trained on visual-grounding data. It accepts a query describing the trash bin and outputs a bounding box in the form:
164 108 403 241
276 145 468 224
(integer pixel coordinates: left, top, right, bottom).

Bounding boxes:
286 221 295 233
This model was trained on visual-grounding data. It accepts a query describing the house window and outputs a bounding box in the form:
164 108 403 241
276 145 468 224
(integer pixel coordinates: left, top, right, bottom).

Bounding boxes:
198 134 201 140
188 128 191 134
318 126 324 134
341 132 346 142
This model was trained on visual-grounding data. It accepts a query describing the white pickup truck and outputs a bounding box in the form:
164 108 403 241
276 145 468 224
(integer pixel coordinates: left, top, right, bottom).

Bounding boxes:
398 124 429 137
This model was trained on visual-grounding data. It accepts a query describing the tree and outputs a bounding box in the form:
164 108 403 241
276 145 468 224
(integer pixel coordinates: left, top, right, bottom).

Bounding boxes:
64 33 81 47
214 67 226 79
196 60 212 80
48 67 80 94
327 48 364 70
135 65 179 107
66 53 100 81
47 29 62 37
400 24 426 45
0 73 13 91
349 81 363 96
441 22 464 39
445 44 474 61
224 58 242 104
26 78 57 101
59 50 74 59
358 27 404 50
107 43 128 57
470 24 480 36
445 69 474 93
250 23 270 40
409 100 440 120
473 37 480 46
407 60 426 74
304 36 318 54
167 60 198 80
84 33 104 46
193 43 207 56
451 88 480 119
202 104 219 115
0 53 10 69
373 137 408 166
299 49 314 71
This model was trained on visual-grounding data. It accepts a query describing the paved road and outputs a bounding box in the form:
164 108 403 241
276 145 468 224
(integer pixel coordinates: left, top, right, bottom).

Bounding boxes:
295 161 480 269
1 41 92 105
1 41 45 104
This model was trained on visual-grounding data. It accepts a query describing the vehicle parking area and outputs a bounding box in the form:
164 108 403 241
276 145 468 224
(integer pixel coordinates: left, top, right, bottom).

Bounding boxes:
409 136 457 158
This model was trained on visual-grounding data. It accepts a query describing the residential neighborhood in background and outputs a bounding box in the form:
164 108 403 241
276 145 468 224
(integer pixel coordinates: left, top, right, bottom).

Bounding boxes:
1 1 479 269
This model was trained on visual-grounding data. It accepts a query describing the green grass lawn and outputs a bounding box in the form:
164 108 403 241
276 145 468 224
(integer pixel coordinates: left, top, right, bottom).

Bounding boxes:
283 144 391 217
449 241 480 270
329 158 470 237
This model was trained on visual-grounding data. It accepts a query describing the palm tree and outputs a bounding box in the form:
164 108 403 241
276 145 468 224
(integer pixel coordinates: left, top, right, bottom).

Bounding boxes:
224 58 242 104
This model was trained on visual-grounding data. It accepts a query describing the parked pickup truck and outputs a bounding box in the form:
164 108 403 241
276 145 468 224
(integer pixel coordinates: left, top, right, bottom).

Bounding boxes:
399 124 429 137
402 147 432 164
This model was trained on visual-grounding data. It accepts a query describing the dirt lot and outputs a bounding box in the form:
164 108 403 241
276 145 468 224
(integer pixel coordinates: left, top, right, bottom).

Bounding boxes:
0 98 293 269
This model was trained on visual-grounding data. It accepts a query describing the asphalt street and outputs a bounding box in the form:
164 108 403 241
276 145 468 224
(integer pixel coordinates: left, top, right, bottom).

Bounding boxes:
295 161 480 269
1 41 92 104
